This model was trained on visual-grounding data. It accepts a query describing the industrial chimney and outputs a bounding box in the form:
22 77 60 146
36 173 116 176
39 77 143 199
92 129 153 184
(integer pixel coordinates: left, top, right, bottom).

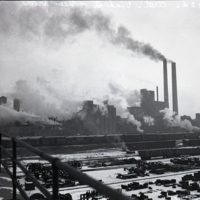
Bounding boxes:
156 86 159 101
163 59 169 108
172 62 178 114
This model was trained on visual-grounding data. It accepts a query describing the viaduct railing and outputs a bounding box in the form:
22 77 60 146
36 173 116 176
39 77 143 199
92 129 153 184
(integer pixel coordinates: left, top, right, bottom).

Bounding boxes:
0 132 131 200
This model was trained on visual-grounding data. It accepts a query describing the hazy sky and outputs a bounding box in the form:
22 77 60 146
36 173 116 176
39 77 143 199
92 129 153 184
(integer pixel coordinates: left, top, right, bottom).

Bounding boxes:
0 1 200 119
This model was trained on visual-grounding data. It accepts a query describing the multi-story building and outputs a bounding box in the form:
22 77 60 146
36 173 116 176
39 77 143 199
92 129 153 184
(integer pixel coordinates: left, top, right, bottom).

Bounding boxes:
128 89 166 119
13 98 20 111
77 100 117 135
0 96 7 105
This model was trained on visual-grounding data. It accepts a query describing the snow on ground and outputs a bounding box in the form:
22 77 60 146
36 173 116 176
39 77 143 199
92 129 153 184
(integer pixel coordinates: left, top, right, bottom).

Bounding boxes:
52 148 126 161
0 177 12 181
4 149 200 200
62 170 200 200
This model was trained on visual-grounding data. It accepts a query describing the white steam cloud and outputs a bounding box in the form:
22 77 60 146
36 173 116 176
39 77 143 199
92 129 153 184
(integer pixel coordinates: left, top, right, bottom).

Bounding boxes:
160 108 200 132
77 100 108 120
143 116 155 126
8 80 84 120
106 83 143 132
106 82 140 115
0 105 60 126
122 112 143 133
0 2 168 127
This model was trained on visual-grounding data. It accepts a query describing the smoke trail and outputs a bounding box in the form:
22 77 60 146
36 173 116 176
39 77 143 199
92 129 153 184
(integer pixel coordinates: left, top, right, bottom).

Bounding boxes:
106 83 143 132
127 113 143 133
9 80 84 120
76 100 108 122
107 82 141 115
160 108 200 131
122 112 143 133
0 2 167 61
0 105 60 126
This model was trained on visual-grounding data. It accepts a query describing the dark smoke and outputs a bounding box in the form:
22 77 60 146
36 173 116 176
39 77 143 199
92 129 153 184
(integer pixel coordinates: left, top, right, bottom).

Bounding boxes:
0 2 167 61
110 26 166 61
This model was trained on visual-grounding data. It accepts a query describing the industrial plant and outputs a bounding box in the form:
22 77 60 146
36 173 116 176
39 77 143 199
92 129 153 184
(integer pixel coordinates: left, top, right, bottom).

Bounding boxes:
0 60 200 137
129 60 178 119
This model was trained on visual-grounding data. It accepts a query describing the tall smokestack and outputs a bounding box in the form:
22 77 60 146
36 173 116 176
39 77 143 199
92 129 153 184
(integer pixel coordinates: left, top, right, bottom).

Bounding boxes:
163 59 169 108
156 86 159 101
172 62 178 114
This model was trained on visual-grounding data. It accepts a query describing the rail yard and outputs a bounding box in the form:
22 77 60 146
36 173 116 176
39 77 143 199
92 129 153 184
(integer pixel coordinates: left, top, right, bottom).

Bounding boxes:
2 132 200 200
7 147 200 200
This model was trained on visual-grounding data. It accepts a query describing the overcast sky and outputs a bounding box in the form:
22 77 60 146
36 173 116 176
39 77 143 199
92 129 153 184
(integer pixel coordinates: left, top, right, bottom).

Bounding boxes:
0 1 200 119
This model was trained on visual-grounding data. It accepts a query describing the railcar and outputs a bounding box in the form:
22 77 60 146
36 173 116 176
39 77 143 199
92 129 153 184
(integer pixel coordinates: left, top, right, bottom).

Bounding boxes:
123 134 142 143
141 134 157 141
3 132 200 149
183 139 200 147
138 147 200 160
126 140 176 151
25 137 41 146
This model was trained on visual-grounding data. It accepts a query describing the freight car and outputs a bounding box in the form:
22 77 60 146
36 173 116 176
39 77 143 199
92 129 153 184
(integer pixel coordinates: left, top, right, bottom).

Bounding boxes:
138 147 200 160
2 132 200 149
183 139 200 147
126 140 176 151
122 132 200 143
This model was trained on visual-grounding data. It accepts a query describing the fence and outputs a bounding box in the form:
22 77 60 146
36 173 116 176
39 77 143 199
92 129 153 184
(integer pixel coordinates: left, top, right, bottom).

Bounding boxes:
0 132 131 200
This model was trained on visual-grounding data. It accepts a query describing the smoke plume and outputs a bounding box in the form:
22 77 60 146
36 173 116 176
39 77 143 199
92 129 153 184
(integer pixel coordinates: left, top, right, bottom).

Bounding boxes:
77 100 108 120
8 80 84 120
0 2 167 61
143 116 155 126
107 82 141 115
160 108 200 131
106 83 143 132
0 2 167 126
122 112 143 133
0 105 60 126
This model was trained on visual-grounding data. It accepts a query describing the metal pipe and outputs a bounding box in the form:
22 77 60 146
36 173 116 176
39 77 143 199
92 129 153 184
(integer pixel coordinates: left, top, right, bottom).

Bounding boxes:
13 179 29 200
1 133 132 200
12 139 17 200
2 162 13 179
0 133 1 173
52 159 59 200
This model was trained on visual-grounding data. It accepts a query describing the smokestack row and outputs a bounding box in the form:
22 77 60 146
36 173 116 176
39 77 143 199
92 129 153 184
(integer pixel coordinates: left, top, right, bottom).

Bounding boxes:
163 60 178 114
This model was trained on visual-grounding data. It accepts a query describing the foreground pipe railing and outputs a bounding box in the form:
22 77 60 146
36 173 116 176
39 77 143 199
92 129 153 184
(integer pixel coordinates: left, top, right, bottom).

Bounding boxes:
0 132 131 200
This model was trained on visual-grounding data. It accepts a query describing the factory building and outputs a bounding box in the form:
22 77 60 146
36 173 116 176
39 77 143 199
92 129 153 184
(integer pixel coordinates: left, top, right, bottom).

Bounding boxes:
128 60 179 119
128 88 166 119
192 113 200 128
196 113 200 120
77 60 179 134
0 96 7 105
127 106 144 121
13 98 20 112
77 100 117 135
